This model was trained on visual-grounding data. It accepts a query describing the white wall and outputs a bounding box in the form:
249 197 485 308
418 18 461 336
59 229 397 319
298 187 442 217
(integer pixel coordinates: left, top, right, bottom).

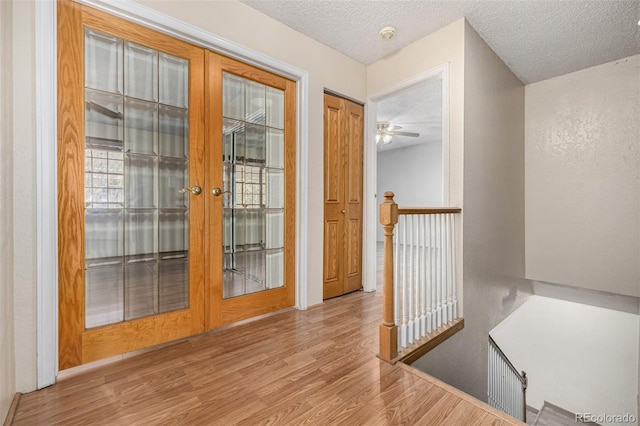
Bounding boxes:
412 21 530 402
525 55 640 298
368 20 465 211
136 0 367 307
376 142 442 241
0 0 16 421
491 296 639 425
12 0 37 394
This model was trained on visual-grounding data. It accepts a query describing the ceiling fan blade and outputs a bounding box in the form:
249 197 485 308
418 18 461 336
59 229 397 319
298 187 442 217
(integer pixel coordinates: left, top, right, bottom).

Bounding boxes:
392 131 420 137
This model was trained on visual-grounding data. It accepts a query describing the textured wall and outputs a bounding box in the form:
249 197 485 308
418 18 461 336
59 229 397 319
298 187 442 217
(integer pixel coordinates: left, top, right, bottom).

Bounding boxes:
413 21 530 402
0 0 16 420
137 0 367 307
525 55 640 297
12 0 37 394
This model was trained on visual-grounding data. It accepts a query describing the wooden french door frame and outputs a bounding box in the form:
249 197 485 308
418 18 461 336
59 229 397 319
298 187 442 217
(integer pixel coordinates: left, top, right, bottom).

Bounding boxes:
58 0 206 369
38 0 311 384
58 0 297 369
206 53 296 328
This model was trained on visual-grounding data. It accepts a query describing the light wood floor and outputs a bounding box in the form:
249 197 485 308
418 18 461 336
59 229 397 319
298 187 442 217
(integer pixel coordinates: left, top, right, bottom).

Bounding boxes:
11 246 520 425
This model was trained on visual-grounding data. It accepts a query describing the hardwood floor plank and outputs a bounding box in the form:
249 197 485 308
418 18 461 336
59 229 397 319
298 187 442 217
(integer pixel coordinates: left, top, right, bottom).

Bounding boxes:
12 287 518 425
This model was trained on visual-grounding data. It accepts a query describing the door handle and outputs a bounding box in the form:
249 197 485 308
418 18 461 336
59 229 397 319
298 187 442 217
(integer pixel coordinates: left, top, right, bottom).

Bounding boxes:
212 187 231 197
179 186 202 195
341 209 346 214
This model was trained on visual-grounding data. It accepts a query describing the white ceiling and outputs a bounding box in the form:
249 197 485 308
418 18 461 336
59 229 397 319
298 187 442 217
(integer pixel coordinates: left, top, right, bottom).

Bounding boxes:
240 0 640 85
376 76 442 152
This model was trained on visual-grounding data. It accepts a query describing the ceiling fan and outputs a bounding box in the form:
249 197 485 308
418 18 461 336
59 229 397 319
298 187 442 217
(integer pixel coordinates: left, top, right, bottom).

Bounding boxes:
376 121 419 145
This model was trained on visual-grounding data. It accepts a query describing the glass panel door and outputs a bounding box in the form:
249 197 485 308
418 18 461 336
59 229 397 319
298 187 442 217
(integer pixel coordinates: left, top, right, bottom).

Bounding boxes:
58 1 205 369
58 1 292 368
84 29 191 328
221 72 285 299
208 53 295 328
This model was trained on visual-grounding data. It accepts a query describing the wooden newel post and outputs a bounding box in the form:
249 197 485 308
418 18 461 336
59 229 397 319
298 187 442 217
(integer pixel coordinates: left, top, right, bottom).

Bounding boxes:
379 191 398 362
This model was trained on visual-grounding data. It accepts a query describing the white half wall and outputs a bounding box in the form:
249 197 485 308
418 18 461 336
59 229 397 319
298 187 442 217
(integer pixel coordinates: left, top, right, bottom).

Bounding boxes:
376 142 442 242
491 296 639 425
0 0 16 421
525 55 640 298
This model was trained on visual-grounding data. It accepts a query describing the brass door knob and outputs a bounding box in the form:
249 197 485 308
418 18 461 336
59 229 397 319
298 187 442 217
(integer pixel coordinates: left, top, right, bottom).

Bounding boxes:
212 187 231 197
179 186 202 195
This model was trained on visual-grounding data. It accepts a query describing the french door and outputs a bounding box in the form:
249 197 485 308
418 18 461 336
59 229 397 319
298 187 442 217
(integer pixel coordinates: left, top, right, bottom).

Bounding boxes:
58 0 295 370
206 54 296 328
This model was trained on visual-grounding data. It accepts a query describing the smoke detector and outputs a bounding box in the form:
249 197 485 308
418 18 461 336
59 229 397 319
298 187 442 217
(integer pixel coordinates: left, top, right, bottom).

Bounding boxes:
379 26 396 40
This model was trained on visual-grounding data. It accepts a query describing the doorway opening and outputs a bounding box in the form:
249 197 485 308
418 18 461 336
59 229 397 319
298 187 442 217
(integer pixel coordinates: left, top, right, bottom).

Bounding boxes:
364 65 449 293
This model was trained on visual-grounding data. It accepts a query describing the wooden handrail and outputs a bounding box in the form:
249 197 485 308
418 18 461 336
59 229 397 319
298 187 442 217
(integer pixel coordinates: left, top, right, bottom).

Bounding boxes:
378 191 398 362
398 207 461 215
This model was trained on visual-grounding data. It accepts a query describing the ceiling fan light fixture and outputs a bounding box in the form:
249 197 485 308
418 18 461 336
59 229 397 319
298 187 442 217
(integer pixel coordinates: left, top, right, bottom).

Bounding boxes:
382 134 392 144
379 26 396 40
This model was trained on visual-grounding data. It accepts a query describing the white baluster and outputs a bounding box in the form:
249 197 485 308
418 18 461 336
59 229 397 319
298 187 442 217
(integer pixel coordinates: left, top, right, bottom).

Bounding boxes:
498 351 502 411
427 215 434 334
435 214 442 328
445 213 453 323
442 213 449 325
441 213 448 324
413 215 420 341
512 370 516 416
488 345 492 405
452 214 458 319
440 214 446 325
489 345 498 408
419 215 427 339
407 216 414 345
493 347 498 409
494 347 498 409
509 371 514 416
401 216 408 349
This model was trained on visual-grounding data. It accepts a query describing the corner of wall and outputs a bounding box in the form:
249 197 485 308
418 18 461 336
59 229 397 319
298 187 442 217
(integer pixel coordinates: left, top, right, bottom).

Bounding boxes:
12 0 38 394
0 0 17 421
415 20 532 402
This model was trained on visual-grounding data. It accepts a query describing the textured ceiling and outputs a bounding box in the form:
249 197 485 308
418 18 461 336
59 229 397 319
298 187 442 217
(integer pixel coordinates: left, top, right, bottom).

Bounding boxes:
376 77 442 152
240 0 640 84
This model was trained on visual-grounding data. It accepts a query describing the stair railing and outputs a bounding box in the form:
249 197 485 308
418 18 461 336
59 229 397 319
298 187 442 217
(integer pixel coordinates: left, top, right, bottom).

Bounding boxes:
378 191 462 362
488 335 528 422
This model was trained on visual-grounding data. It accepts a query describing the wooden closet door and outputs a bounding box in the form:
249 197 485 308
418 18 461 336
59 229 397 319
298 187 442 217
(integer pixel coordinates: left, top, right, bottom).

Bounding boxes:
344 100 364 293
323 94 363 299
